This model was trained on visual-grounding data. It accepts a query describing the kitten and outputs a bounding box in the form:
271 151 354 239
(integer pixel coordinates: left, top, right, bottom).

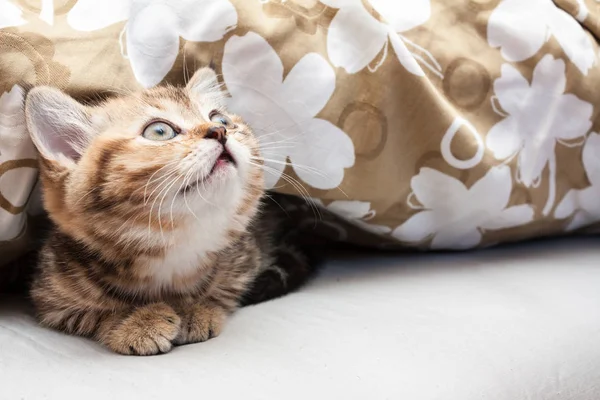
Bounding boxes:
25 68 317 355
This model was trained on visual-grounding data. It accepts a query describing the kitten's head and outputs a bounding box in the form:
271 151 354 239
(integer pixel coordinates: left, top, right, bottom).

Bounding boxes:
25 68 264 251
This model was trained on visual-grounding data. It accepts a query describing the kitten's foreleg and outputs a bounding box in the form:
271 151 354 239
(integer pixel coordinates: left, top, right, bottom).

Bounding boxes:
172 302 228 345
95 303 181 355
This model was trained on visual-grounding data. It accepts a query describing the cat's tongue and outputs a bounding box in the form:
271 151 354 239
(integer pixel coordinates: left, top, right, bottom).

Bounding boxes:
215 157 230 168
210 150 235 174
217 150 235 165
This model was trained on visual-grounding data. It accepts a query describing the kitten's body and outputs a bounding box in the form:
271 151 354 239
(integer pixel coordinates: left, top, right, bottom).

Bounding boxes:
26 69 316 355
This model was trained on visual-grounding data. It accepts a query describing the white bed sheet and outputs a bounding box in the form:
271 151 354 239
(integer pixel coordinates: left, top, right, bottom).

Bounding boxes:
1 237 599 400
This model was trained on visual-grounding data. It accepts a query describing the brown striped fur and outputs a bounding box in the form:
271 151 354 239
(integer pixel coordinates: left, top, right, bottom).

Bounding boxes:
25 69 317 355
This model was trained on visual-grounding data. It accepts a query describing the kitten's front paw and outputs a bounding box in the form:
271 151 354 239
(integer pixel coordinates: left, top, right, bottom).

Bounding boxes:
105 303 181 356
174 304 226 346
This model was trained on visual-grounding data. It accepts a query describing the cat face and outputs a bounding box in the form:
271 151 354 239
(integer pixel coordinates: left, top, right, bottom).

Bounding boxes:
25 69 264 250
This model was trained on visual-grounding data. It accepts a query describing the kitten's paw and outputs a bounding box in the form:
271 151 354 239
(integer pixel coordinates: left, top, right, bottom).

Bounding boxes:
105 303 181 356
174 304 226 346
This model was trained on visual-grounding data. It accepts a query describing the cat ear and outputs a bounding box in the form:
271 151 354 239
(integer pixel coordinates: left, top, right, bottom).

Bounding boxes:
25 87 95 166
186 67 227 110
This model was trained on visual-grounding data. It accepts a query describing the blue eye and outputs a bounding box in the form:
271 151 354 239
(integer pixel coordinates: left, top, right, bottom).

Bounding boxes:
142 121 177 141
209 111 232 127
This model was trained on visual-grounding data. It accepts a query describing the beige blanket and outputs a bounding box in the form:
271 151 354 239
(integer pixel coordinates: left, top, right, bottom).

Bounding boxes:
1 0 600 271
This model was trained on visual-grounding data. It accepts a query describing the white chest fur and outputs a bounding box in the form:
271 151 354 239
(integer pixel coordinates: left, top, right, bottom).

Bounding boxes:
142 208 233 290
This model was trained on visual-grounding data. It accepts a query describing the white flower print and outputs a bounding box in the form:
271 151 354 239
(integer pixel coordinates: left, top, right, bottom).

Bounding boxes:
0 85 38 241
313 199 391 235
555 132 600 231
223 32 355 190
575 0 600 22
38 0 55 25
320 0 435 76
0 0 26 28
0 85 34 155
575 0 589 21
486 55 593 216
67 0 238 88
0 0 61 27
488 0 596 75
392 166 535 250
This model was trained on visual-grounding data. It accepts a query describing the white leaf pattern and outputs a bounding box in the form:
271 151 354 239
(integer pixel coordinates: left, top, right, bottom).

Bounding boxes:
313 199 392 235
486 55 593 215
320 0 428 75
555 132 600 231
392 166 534 250
488 0 596 75
68 0 238 88
0 86 38 241
223 32 355 190
0 0 26 28
0 86 31 152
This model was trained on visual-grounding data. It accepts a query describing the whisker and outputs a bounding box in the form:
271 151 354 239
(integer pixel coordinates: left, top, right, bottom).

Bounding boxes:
169 168 196 229
256 145 297 152
194 168 213 206
262 193 289 218
157 175 182 238
148 172 180 240
251 156 328 179
257 141 299 148
258 136 300 144
144 168 181 205
277 172 322 222
253 117 317 140
141 160 181 201
182 169 201 223
252 157 349 199
250 161 322 222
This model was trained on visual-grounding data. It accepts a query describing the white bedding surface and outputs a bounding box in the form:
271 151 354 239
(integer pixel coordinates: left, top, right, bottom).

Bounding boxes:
1 237 599 400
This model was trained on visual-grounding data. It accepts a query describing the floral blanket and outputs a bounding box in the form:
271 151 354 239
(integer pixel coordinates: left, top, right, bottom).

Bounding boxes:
1 0 600 271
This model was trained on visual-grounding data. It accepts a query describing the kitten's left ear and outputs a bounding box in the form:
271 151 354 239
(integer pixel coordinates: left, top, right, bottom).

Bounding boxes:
186 67 226 109
25 87 95 167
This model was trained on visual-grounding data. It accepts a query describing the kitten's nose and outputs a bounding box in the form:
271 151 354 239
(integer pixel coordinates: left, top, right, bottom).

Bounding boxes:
205 126 227 145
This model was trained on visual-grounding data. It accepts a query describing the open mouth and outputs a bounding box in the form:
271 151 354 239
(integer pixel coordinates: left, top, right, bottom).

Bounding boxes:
180 149 236 194
216 149 235 166
210 148 236 173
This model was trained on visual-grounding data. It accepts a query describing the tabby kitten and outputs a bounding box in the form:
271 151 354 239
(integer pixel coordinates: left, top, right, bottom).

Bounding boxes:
25 68 316 356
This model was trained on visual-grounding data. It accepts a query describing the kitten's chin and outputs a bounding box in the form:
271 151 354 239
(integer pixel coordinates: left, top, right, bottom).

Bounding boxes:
179 161 237 196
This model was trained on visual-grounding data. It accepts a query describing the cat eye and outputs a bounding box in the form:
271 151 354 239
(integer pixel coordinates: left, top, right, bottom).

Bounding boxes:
142 121 178 141
209 111 233 127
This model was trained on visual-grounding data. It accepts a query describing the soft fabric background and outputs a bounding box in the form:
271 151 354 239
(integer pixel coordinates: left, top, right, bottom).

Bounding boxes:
1 0 600 270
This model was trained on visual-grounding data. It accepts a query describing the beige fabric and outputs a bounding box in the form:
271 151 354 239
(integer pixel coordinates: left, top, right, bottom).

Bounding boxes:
1 0 600 271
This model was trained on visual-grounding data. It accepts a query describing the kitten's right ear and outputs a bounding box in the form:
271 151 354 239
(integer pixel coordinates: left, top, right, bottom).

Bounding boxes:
25 87 94 167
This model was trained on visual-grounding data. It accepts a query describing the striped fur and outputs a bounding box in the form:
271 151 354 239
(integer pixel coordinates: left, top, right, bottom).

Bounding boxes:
25 69 316 356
